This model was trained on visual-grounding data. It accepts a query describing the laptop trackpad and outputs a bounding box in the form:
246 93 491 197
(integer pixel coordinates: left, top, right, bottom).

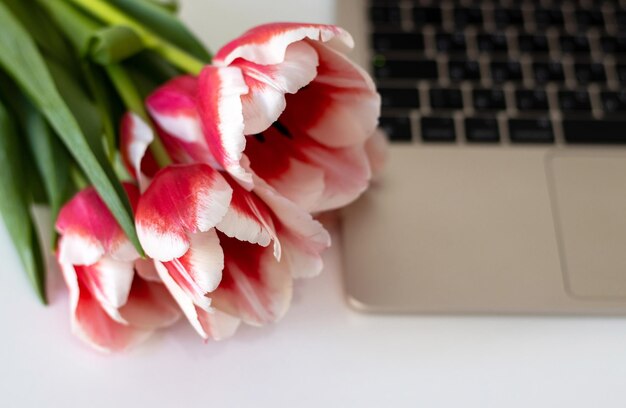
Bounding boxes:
549 152 626 299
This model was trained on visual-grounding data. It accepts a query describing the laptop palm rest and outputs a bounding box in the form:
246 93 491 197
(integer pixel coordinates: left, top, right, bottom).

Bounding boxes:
342 146 626 314
548 152 626 299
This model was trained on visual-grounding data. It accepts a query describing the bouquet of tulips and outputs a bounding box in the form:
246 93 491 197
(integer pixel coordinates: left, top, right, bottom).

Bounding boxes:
0 0 382 352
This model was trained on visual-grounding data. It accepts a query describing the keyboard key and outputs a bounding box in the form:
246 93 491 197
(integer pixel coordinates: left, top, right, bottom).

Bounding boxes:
576 9 604 29
373 58 438 79
509 118 554 143
601 91 626 113
436 32 466 53
535 8 564 28
574 63 606 84
601 35 626 55
412 6 443 27
421 117 456 142
454 7 483 28
560 35 591 55
473 89 506 111
617 10 626 32
558 90 591 112
372 32 425 51
516 89 549 111
563 119 626 144
465 118 500 143
533 61 565 83
494 8 524 29
477 33 508 54
490 61 523 83
379 87 420 108
448 60 480 81
369 6 402 25
518 34 549 53
380 116 412 142
429 88 463 110
617 64 626 84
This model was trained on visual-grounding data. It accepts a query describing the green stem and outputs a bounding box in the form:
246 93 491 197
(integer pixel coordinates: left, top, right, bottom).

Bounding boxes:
64 0 205 74
106 64 172 167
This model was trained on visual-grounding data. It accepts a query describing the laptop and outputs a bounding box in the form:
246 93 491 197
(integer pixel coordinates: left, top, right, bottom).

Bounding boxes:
338 0 626 314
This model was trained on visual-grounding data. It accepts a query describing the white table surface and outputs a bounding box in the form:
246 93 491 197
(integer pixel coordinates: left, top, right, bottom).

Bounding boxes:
2 1 626 407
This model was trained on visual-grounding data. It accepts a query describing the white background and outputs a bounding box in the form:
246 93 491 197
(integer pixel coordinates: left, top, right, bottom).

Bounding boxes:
1 1 626 407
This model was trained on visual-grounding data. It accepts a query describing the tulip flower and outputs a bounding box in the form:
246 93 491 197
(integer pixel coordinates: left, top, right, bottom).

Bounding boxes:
56 184 180 352
147 23 381 213
121 113 331 340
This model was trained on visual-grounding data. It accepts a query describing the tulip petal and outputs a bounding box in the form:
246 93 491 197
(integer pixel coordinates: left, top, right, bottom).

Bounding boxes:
244 124 371 212
251 171 331 278
119 275 181 330
146 75 203 143
56 185 140 265
120 112 158 190
214 23 354 66
59 258 150 353
197 65 251 186
154 260 211 338
280 42 380 148
135 164 232 261
160 229 224 311
235 41 319 135
216 174 280 258
212 234 292 326
134 258 161 282
74 256 135 324
196 308 241 341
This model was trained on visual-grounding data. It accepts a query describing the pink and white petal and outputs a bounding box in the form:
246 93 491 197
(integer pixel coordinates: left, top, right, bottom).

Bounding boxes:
216 175 280 258
160 230 224 310
135 164 232 261
56 186 140 265
120 112 155 191
75 256 135 324
196 308 241 341
156 125 221 169
244 132 326 212
197 66 251 186
146 75 203 143
262 157 325 211
154 261 211 339
134 258 161 282
59 258 150 353
214 23 354 66
281 42 380 148
251 173 331 278
304 143 372 212
119 276 181 330
212 235 293 326
365 128 389 179
236 41 319 135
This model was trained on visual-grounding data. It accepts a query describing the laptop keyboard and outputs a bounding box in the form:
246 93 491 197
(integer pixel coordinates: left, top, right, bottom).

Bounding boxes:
370 0 626 144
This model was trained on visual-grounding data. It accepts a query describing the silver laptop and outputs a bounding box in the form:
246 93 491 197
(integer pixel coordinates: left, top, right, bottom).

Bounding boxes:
339 0 626 314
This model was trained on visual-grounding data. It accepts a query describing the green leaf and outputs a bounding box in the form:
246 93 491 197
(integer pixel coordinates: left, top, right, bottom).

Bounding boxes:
89 25 144 64
107 0 210 61
0 98 47 303
40 0 146 65
144 0 179 13
2 0 74 68
0 3 143 256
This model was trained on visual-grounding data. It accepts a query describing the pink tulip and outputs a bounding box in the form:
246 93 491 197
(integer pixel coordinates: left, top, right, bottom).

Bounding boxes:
147 23 381 213
55 184 180 352
121 113 330 340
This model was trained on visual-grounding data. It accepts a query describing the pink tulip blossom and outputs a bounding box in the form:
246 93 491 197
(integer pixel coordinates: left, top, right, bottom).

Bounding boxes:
55 184 180 352
121 112 330 340
147 23 381 213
